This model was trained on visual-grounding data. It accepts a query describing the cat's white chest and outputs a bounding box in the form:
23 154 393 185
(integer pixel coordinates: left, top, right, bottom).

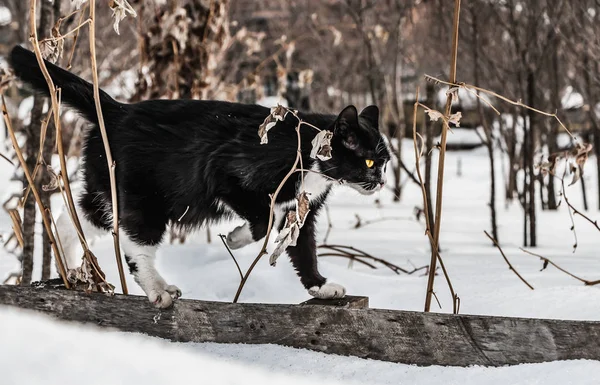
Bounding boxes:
300 166 331 203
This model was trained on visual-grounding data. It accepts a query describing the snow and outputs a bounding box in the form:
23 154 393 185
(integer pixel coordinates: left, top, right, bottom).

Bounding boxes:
435 127 483 147
561 86 584 110
0 6 11 26
1 138 599 382
1 306 599 385
257 95 288 108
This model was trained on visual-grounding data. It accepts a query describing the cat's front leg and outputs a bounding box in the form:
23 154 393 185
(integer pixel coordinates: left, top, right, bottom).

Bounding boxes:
285 210 346 299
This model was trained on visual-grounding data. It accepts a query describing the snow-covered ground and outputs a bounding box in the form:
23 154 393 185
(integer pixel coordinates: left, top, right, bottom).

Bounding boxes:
1 139 599 383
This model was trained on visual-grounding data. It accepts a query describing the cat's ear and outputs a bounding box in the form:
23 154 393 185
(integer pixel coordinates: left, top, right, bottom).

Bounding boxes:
359 105 379 129
335 105 359 150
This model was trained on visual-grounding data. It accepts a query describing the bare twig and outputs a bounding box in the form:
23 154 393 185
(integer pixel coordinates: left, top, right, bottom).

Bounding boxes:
88 0 128 294
318 244 427 275
520 248 600 286
233 109 313 303
561 178 600 233
484 230 534 290
424 74 578 142
318 253 379 269
218 234 243 281
412 89 459 314
424 0 462 313
29 0 111 292
353 214 413 229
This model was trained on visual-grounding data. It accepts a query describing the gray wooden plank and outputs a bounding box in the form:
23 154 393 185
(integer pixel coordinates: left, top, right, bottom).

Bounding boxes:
0 285 599 367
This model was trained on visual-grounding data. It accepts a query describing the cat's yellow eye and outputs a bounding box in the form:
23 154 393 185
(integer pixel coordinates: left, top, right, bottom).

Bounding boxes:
365 159 374 168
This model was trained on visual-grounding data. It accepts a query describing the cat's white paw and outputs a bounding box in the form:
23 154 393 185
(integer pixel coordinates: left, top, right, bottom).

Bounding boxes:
308 282 346 299
148 289 175 309
165 284 182 299
226 222 254 249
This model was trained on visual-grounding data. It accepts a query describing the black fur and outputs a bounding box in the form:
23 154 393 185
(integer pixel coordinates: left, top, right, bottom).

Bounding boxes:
9 45 390 291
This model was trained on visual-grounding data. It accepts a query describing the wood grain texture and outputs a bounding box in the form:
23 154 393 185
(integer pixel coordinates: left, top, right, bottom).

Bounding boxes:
1 285 599 367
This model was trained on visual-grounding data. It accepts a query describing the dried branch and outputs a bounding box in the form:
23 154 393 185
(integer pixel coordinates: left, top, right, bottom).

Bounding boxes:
2 95 69 288
218 234 243 281
484 230 534 290
412 89 459 314
424 74 578 142
561 178 600 233
318 244 427 275
29 0 113 292
424 0 462 313
520 248 600 286
233 108 317 303
88 0 128 294
352 214 413 229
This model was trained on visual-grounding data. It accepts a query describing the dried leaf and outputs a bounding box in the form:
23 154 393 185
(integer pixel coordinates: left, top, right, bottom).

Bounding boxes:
295 191 310 225
448 111 462 127
42 165 59 192
329 26 342 46
573 142 592 167
270 211 300 266
446 86 459 103
569 163 581 186
425 108 444 122
310 130 333 161
537 153 560 176
109 0 137 35
39 39 61 64
269 192 310 266
258 104 288 144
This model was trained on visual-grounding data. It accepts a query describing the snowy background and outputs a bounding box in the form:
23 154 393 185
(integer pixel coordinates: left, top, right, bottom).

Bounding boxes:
1 134 599 384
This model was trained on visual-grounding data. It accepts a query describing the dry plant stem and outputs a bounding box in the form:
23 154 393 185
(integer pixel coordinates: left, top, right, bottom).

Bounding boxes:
233 122 303 303
218 234 243 281
318 253 379 269
412 90 459 314
560 177 579 251
2 96 69 288
67 2 89 70
484 230 534 290
561 178 600 232
519 248 600 286
318 244 428 275
88 0 128 294
29 0 103 281
39 18 92 44
20 107 53 206
424 0 461 313
424 75 578 142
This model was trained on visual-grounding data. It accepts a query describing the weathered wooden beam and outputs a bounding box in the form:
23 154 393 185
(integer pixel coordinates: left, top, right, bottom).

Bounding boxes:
301 295 369 309
0 285 599 367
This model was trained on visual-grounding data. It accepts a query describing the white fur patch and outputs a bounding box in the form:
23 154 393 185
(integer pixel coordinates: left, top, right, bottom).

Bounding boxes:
55 208 109 270
120 234 181 308
301 163 332 203
308 282 346 299
226 222 254 249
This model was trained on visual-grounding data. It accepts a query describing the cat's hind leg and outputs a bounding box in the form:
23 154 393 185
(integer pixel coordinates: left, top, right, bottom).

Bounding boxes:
56 192 111 271
120 204 180 308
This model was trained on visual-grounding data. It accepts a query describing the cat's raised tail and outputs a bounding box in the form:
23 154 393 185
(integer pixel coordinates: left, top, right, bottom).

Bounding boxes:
9 45 124 125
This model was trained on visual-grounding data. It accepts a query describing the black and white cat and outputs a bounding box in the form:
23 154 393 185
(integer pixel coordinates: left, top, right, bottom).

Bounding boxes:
9 45 390 308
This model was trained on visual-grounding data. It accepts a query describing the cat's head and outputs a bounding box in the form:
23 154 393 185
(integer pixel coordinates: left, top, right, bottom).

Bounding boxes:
320 105 391 195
